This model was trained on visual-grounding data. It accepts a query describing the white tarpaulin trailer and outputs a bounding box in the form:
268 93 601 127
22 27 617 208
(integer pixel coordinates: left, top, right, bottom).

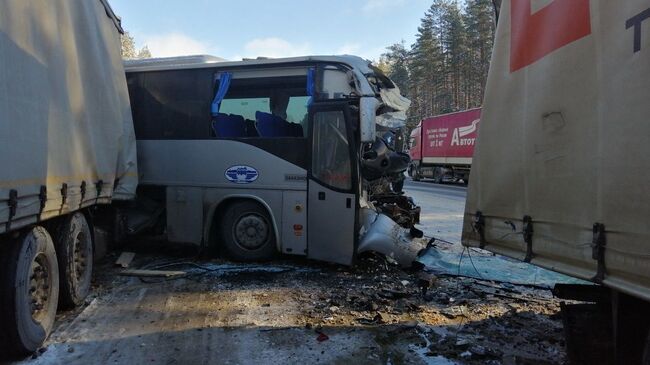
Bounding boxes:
0 0 137 235
463 0 650 301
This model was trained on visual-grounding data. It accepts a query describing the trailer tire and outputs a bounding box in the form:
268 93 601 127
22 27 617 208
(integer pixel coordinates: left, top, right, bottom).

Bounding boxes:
55 212 93 309
433 167 444 184
0 227 59 356
411 166 421 181
220 201 276 262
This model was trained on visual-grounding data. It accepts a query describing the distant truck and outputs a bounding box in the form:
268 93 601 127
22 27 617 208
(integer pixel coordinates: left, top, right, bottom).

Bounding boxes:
463 1 650 363
407 108 480 183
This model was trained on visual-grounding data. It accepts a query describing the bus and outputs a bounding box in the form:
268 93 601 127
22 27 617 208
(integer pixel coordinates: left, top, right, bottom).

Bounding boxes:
123 55 422 267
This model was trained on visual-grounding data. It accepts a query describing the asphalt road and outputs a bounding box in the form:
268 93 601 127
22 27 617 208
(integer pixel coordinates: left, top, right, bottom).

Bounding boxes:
402 178 467 244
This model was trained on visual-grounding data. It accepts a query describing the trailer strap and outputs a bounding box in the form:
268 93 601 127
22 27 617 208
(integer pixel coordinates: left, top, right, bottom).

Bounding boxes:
592 222 607 283
6 189 18 231
80 180 87 208
473 211 486 248
61 183 68 207
38 185 47 221
95 180 104 203
523 215 534 262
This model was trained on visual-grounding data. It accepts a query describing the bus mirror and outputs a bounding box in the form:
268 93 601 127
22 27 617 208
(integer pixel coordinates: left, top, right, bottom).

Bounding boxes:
360 97 379 143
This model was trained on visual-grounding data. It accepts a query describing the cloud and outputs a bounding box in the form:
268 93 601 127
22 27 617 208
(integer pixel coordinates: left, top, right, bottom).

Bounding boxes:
241 37 311 59
141 33 215 58
336 43 361 55
362 0 406 14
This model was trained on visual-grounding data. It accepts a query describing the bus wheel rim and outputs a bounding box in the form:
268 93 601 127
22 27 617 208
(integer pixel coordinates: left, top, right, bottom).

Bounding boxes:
233 213 269 250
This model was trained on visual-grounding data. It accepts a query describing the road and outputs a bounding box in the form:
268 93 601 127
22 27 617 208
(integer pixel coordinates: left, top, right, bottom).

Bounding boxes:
403 178 582 288
402 179 467 244
8 179 567 365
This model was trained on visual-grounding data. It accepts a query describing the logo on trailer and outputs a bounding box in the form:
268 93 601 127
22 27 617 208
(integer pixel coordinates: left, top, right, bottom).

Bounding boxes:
225 165 259 184
510 0 591 72
451 119 479 146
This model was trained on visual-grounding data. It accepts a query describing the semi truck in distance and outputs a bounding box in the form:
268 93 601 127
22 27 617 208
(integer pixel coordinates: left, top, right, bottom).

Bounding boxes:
0 0 423 356
407 108 481 183
463 0 650 363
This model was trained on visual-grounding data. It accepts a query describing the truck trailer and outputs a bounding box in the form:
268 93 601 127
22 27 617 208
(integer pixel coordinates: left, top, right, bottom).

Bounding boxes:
463 0 650 363
408 108 481 183
0 0 137 356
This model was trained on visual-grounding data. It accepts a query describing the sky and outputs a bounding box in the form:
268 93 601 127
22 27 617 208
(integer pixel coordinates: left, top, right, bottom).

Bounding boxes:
110 0 433 61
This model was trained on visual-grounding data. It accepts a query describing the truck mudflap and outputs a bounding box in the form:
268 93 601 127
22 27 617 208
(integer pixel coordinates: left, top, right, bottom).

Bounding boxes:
357 208 426 268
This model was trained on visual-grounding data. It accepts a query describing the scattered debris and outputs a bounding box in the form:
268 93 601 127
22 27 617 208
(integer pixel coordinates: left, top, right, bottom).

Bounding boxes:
29 244 565 365
417 271 437 297
115 252 136 268
118 269 186 278
316 332 329 342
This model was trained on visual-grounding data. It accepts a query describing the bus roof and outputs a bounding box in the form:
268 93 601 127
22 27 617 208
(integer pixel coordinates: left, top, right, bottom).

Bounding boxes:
123 54 374 75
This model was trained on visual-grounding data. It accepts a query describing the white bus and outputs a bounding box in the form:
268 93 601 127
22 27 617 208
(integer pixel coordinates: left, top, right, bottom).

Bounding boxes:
123 55 423 267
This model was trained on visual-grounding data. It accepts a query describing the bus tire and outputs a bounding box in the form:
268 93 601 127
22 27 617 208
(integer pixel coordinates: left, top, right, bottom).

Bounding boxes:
55 212 93 309
0 227 59 356
220 201 276 262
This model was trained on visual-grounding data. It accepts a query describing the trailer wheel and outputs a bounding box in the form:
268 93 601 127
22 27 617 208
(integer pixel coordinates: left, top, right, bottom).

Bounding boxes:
55 213 93 309
220 201 276 262
433 167 444 184
411 166 421 181
0 227 59 356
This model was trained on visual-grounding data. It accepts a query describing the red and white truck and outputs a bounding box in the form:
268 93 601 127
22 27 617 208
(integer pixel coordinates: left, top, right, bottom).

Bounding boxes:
407 108 481 183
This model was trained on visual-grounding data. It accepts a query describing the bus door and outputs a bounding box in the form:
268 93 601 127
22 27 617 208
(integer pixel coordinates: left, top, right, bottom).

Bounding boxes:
307 102 357 265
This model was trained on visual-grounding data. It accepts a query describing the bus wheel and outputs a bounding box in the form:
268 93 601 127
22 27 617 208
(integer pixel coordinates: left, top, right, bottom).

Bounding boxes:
220 201 276 262
0 227 59 356
55 213 93 309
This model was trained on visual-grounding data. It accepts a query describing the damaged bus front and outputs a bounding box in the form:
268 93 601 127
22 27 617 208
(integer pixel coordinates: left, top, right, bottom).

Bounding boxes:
124 55 423 267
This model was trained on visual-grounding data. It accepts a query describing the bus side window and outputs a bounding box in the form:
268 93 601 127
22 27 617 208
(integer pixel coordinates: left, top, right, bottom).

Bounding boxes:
216 95 309 138
130 68 213 140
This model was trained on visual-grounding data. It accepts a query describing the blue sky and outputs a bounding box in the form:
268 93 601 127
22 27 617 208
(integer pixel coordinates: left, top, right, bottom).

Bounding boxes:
110 0 432 61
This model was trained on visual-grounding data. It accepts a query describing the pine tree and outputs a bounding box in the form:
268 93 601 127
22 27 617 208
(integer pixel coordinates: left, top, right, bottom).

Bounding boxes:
380 41 410 96
437 1 466 112
121 31 153 59
121 31 137 59
464 0 496 107
379 0 495 126
137 46 152 59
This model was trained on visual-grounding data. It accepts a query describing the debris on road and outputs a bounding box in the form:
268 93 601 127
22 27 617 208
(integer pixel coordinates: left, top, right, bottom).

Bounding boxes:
118 269 186 278
20 243 567 365
114 252 136 268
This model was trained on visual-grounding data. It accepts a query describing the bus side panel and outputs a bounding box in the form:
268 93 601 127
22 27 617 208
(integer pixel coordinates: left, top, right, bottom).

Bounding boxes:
166 186 203 245
136 139 308 252
281 191 307 255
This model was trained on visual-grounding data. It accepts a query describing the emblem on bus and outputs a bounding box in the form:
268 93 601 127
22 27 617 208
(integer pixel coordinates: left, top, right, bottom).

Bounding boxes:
225 165 259 184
